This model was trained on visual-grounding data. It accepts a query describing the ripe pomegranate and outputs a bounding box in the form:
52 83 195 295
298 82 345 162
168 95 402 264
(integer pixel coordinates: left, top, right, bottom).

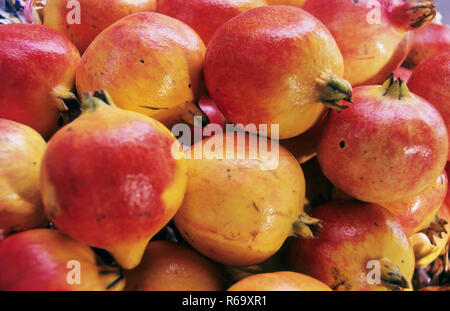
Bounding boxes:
44 0 157 54
0 119 48 237
76 12 206 128
381 172 447 237
404 23 450 68
408 50 450 160
125 241 224 291
318 75 448 203
40 92 187 269
204 5 352 139
0 23 81 138
288 201 415 291
0 229 125 291
175 132 320 266
157 0 267 44
228 271 331 291
303 0 435 86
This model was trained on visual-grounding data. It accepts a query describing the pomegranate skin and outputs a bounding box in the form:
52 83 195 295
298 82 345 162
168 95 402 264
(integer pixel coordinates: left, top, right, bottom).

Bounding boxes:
404 23 450 68
44 0 157 54
408 50 450 161
0 24 81 138
0 229 125 291
40 99 187 269
288 202 415 291
303 0 432 86
318 79 448 203
157 0 267 44
204 5 348 139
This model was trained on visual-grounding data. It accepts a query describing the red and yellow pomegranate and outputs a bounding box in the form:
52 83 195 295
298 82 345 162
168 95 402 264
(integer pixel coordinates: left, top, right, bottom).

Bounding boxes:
0 119 48 237
0 23 80 138
408 50 450 161
204 5 352 139
175 132 319 266
381 172 447 237
40 92 187 269
44 0 157 54
228 271 331 291
76 12 206 128
157 0 267 44
125 241 224 291
404 23 450 68
303 0 435 86
288 201 415 291
0 229 125 291
318 76 448 203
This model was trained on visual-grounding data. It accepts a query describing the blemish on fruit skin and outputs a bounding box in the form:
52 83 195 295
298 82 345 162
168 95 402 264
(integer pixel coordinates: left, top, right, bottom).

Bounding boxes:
253 202 260 213
250 231 258 240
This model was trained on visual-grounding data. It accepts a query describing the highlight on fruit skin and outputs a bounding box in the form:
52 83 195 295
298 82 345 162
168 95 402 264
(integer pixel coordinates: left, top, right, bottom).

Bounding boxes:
318 74 448 204
0 119 48 237
227 271 332 291
203 5 352 139
302 0 436 86
174 132 321 267
288 201 415 291
44 0 157 54
0 229 125 291
0 23 81 138
125 241 225 291
40 91 188 270
76 12 206 129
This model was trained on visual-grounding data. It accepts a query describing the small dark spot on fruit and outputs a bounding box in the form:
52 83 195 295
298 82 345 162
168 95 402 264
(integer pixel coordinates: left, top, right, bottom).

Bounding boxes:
374 222 380 227
226 169 231 173
253 202 260 212
32 162 37 166
188 83 192 88
140 59 145 64
339 141 346 149
66 127 72 132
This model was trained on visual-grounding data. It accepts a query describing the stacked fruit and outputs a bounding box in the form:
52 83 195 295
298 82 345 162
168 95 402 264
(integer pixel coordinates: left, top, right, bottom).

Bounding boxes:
0 0 449 291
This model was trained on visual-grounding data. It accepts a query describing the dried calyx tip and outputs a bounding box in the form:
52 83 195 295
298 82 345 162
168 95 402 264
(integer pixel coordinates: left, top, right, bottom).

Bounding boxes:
317 71 353 111
292 214 323 239
81 90 116 112
378 257 409 291
390 1 436 31
381 73 411 100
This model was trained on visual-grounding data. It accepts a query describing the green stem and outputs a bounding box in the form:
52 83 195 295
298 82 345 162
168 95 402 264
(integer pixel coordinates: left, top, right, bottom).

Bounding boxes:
316 71 353 111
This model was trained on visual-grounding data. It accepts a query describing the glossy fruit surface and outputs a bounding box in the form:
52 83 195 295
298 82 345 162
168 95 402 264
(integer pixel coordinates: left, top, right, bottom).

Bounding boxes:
228 271 331 291
157 0 267 44
0 229 125 291
288 201 415 291
318 76 448 203
40 93 187 269
175 132 315 266
404 23 450 68
0 23 80 138
125 241 224 291
0 119 48 237
44 0 157 54
303 0 435 86
408 50 450 160
76 12 206 128
204 5 351 139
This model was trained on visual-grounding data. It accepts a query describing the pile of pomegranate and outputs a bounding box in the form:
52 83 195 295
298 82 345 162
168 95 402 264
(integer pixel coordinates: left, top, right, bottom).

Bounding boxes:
0 0 449 291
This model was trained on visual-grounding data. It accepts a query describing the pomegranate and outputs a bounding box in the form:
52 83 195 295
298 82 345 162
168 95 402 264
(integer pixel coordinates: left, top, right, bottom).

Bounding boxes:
157 0 267 44
76 12 206 128
44 0 157 54
228 271 331 291
381 172 447 237
408 50 450 160
303 0 435 86
174 132 320 266
204 5 352 139
40 92 187 269
404 23 450 68
288 201 415 291
125 241 224 291
0 23 81 138
318 75 448 203
0 229 125 291
0 119 48 237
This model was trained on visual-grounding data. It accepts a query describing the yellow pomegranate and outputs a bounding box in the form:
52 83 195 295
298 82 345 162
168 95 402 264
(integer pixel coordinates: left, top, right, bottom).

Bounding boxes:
174 132 319 267
0 119 48 237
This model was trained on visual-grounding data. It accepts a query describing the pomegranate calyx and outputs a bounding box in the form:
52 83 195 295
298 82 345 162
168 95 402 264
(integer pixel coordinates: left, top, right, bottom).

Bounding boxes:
419 216 448 246
378 257 410 291
81 90 116 112
389 1 436 31
292 214 323 239
180 101 208 128
381 74 412 100
316 71 352 111
98 266 126 291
